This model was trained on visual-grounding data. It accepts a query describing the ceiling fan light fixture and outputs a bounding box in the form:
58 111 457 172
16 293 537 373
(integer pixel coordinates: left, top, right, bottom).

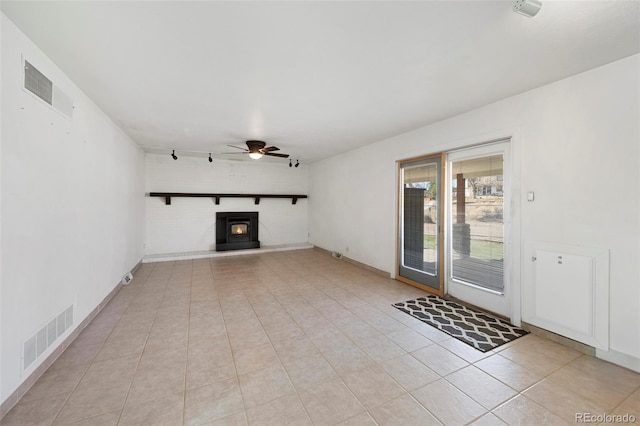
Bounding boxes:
224 140 289 160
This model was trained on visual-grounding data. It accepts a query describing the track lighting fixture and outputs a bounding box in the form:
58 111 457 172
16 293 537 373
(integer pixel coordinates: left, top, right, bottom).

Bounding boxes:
145 146 293 165
295 160 300 168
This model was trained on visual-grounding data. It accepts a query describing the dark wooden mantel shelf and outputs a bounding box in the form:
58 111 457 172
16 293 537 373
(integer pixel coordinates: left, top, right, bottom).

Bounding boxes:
149 192 308 205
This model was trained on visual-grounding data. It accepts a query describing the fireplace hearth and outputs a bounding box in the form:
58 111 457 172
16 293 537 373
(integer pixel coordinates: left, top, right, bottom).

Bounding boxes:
216 212 260 251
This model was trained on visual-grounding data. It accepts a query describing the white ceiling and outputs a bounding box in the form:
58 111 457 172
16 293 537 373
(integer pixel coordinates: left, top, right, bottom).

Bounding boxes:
2 1 638 163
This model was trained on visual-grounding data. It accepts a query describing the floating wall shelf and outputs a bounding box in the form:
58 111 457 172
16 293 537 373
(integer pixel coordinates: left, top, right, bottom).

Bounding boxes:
149 192 308 205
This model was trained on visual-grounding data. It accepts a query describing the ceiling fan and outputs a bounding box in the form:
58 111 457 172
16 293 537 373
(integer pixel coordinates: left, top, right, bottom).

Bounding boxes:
223 140 290 160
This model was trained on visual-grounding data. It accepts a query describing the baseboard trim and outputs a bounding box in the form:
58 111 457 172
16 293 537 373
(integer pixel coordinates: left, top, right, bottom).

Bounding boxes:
521 321 595 356
596 348 640 373
143 243 314 263
312 246 391 279
521 324 640 374
0 262 141 420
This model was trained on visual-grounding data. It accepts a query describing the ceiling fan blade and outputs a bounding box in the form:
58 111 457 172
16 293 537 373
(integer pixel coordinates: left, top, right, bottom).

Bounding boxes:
227 144 248 151
246 140 266 151
264 152 290 158
262 146 280 152
221 151 250 155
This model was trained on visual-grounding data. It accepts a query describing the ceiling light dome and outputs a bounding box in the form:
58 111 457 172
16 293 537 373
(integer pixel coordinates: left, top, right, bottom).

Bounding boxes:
513 0 542 17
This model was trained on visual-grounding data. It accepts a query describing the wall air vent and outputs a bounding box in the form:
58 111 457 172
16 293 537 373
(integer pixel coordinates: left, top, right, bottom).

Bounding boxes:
23 305 74 371
24 59 74 118
24 60 53 105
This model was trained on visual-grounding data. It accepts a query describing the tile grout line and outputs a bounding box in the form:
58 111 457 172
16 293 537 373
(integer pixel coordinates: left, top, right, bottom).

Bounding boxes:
49 262 157 425
469 350 588 423
262 270 408 424
214 257 252 425
115 260 169 426
249 283 321 424
271 258 507 424
608 381 640 416
243 255 317 424
239 254 370 423
180 258 195 426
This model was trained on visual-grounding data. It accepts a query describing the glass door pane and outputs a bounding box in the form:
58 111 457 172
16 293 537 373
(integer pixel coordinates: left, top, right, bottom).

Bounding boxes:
450 154 504 292
398 154 443 293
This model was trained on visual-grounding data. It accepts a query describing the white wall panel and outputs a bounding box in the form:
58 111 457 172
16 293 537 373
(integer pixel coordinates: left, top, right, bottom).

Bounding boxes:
1 13 145 403
523 242 609 350
535 251 592 335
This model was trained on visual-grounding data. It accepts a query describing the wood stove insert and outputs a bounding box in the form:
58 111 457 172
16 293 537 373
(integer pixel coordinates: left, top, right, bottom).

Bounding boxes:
216 212 260 251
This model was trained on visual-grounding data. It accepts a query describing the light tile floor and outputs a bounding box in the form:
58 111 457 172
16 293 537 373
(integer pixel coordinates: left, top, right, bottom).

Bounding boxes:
2 248 639 425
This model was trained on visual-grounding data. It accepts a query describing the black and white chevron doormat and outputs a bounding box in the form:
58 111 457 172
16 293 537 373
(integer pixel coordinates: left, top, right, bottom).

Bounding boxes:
393 296 528 352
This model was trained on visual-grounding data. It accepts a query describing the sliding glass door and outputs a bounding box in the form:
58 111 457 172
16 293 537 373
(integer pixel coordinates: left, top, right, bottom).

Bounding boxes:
397 141 511 316
397 154 444 295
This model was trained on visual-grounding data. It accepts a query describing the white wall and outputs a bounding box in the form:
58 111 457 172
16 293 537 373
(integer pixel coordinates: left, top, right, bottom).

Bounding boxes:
309 55 640 368
145 154 308 256
0 13 145 404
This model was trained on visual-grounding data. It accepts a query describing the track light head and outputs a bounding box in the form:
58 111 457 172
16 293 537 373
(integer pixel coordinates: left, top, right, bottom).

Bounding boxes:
208 153 213 163
171 150 178 160
289 159 292 168
295 160 300 168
